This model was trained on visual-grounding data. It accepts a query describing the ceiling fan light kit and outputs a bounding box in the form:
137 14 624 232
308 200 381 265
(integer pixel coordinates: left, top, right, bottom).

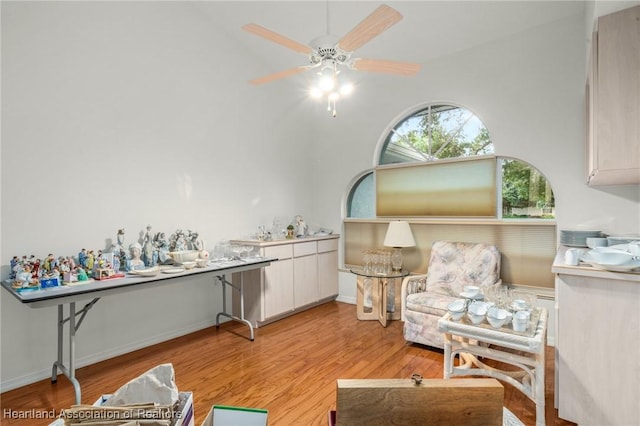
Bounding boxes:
242 4 420 117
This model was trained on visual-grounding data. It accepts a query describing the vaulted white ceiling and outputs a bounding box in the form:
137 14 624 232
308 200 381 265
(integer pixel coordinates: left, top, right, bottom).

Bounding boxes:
192 1 585 85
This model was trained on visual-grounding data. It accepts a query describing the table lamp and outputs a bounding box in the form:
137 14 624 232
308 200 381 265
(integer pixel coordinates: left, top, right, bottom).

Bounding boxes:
383 220 416 271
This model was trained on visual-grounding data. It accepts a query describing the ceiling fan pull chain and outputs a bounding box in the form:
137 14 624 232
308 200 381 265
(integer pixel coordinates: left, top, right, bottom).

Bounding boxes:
325 0 330 35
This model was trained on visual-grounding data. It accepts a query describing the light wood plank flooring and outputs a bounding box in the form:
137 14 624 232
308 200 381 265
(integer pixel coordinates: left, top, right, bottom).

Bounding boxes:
1 301 574 425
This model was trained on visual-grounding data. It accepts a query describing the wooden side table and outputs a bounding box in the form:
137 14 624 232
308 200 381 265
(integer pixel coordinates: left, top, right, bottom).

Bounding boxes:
350 268 409 327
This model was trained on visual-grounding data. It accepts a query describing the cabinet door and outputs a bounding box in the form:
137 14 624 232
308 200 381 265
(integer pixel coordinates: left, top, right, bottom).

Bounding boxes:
590 5 640 185
293 255 318 308
263 258 294 319
318 250 338 300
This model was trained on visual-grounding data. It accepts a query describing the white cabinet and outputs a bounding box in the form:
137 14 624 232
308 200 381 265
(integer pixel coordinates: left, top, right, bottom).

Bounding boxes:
293 241 319 308
317 238 339 300
263 245 294 318
587 5 640 185
232 235 339 327
552 248 640 425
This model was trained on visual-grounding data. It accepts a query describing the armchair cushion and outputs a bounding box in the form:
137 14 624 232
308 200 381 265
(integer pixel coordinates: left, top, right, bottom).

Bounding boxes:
402 240 502 349
425 241 501 297
405 292 456 317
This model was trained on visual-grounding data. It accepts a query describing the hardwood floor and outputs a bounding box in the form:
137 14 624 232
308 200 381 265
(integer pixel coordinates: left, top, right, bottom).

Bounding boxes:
1 301 574 425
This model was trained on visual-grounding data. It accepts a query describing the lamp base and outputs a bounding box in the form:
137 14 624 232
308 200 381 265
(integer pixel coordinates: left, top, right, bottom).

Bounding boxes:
390 248 403 272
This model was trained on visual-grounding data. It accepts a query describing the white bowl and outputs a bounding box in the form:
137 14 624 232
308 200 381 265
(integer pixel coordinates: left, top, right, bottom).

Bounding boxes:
467 301 488 324
468 301 489 315
168 250 199 263
447 299 466 321
486 307 509 328
182 261 196 270
607 235 640 246
449 310 465 321
588 249 634 265
467 311 485 325
195 258 209 268
129 267 159 277
586 237 608 248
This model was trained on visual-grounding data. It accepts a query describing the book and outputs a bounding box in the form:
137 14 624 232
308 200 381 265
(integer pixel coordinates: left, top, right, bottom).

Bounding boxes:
212 405 268 426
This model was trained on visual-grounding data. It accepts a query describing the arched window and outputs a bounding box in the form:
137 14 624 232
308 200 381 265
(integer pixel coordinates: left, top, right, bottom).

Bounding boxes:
343 103 557 289
379 104 494 165
346 104 555 219
346 172 375 219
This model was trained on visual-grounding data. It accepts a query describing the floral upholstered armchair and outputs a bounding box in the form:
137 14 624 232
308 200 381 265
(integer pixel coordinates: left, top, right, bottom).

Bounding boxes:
401 241 502 349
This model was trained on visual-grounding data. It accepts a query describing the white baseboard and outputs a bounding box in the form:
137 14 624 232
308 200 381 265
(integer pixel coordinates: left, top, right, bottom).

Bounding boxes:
335 295 355 305
0 318 222 393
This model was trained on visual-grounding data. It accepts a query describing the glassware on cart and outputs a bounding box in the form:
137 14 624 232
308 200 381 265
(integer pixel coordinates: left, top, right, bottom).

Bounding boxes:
371 251 380 274
243 245 255 258
363 250 373 274
512 310 530 332
212 241 230 260
230 245 245 260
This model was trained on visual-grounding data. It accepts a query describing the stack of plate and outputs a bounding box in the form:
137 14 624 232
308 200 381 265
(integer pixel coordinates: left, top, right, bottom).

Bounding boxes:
606 235 640 246
560 230 604 247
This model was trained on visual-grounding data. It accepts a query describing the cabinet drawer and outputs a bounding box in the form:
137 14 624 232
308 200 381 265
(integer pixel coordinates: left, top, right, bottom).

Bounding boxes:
294 241 317 257
264 244 293 260
318 238 338 253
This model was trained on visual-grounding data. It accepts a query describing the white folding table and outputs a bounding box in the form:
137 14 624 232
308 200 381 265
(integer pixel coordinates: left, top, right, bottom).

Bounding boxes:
2 257 275 405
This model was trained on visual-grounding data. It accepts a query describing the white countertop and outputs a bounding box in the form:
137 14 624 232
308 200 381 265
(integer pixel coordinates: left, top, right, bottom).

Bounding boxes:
231 234 339 247
552 245 640 283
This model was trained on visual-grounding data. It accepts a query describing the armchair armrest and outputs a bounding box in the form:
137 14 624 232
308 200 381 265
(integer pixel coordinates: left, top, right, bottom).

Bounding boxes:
401 274 427 322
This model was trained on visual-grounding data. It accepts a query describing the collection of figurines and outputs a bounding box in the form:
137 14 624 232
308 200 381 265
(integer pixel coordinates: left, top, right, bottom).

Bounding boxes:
258 215 308 241
9 226 206 289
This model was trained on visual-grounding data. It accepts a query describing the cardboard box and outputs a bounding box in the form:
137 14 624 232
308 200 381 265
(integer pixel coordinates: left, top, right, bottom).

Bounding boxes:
50 391 193 426
200 405 267 426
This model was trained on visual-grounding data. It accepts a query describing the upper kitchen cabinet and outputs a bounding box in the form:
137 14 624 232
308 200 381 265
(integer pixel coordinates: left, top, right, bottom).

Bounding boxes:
587 5 640 186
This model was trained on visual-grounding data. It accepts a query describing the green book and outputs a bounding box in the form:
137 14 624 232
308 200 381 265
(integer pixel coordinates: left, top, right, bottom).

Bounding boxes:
212 405 268 426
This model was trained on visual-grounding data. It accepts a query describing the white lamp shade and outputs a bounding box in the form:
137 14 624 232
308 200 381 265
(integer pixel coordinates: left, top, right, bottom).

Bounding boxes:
383 221 416 248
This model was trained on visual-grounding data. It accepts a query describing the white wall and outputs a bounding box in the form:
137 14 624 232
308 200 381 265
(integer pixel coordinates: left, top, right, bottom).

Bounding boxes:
2 1 639 391
0 2 318 391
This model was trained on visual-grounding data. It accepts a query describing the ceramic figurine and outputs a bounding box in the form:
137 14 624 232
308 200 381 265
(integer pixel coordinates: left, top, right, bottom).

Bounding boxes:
117 228 125 248
58 257 71 274
15 265 32 287
50 267 61 278
112 254 120 272
43 254 55 273
142 225 156 267
114 228 127 268
170 229 188 252
191 231 205 252
153 232 171 264
75 267 89 281
126 242 145 271
295 215 308 237
10 256 19 279
78 249 88 268
31 258 41 279
86 250 95 270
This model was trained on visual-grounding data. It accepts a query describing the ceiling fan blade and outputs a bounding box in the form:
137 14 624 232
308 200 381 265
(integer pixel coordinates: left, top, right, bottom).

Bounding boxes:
352 58 421 76
249 66 311 85
242 23 312 55
338 4 403 52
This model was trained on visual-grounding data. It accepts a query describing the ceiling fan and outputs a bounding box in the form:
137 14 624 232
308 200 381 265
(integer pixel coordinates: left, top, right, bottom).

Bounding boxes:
242 4 421 86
